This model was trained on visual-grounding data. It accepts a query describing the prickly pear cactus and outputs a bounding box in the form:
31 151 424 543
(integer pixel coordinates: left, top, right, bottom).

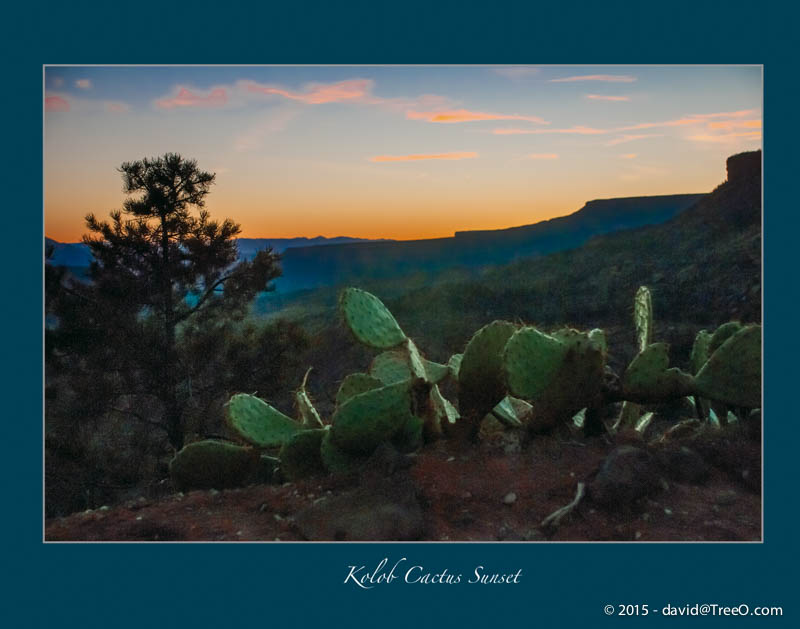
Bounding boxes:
339 287 406 349
489 396 532 428
689 329 713 375
227 393 301 448
708 321 743 356
330 380 415 454
370 350 412 384
278 428 328 480
169 439 258 491
424 384 460 437
458 320 517 420
448 353 463 379
504 327 569 401
393 415 425 452
694 324 761 408
634 286 653 353
320 429 368 474
336 373 384 407
295 368 324 428
622 343 694 402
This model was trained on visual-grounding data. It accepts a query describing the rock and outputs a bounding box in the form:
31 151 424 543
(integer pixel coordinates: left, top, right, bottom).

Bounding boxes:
503 492 517 505
589 446 662 509
653 445 711 484
293 476 423 541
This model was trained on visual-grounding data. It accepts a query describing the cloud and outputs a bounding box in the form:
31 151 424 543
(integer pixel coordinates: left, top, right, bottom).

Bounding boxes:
618 109 758 131
241 79 376 105
155 86 229 109
493 125 606 135
605 133 663 146
550 74 637 83
585 94 630 101
52 77 64 87
707 119 762 130
234 109 298 152
619 153 637 159
45 96 70 112
407 109 548 124
493 67 540 80
619 164 669 181
687 131 762 143
370 151 478 162
105 102 129 113
524 153 559 160
75 79 91 89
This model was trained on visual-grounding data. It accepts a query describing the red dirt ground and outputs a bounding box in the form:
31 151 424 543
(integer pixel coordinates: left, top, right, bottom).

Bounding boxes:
45 421 761 543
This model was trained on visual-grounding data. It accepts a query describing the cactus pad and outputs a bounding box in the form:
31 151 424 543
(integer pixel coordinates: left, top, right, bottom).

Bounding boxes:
330 380 414 454
339 287 406 349
278 428 327 480
393 415 425 452
227 393 301 448
689 329 713 375
622 343 694 402
708 321 743 356
458 321 517 418
448 353 463 379
490 396 532 428
370 350 412 384
336 373 384 407
503 327 568 401
320 430 368 474
695 324 761 408
634 286 653 353
169 440 258 491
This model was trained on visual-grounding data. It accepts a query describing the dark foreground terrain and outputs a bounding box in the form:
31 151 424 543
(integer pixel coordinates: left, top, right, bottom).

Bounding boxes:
46 415 760 542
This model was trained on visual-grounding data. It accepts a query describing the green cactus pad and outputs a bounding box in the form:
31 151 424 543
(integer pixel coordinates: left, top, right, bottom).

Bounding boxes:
320 430 369 474
458 321 517 418
708 321 743 355
295 368 324 428
370 350 412 385
588 328 608 356
448 353 463 379
339 287 407 349
695 324 761 408
615 400 642 430
278 428 327 481
503 327 568 401
689 329 713 375
227 393 301 448
330 380 414 454
336 373 384 407
393 415 425 452
423 384 459 437
634 286 653 353
405 338 428 380
169 440 258 491
622 343 694 402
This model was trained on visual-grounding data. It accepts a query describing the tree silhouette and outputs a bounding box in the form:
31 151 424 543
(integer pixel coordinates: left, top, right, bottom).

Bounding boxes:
51 153 283 450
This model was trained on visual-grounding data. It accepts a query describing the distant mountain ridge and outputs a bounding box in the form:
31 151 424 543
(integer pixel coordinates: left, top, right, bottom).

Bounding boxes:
277 193 705 292
44 235 389 268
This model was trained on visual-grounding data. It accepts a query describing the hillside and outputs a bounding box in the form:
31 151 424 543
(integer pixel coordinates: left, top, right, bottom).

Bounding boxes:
276 193 705 292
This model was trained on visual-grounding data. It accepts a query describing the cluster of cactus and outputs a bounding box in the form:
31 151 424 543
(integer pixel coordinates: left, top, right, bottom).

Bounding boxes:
170 285 761 489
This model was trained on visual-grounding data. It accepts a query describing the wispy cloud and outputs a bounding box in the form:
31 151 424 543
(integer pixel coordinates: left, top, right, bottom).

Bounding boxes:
493 125 606 135
155 86 229 109
105 102 130 113
618 109 757 131
52 77 64 88
75 79 91 89
550 74 636 83
707 119 761 131
620 164 669 181
493 67 540 80
605 134 663 146
45 95 70 112
407 109 548 124
370 151 478 162
241 79 376 105
619 153 637 159
687 131 762 143
524 153 559 160
234 109 298 152
585 94 630 101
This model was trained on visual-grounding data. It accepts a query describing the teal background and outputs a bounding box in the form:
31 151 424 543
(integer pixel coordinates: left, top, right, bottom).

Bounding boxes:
7 1 794 626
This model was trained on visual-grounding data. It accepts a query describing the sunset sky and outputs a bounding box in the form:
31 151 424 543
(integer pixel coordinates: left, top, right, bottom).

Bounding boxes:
44 65 762 242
